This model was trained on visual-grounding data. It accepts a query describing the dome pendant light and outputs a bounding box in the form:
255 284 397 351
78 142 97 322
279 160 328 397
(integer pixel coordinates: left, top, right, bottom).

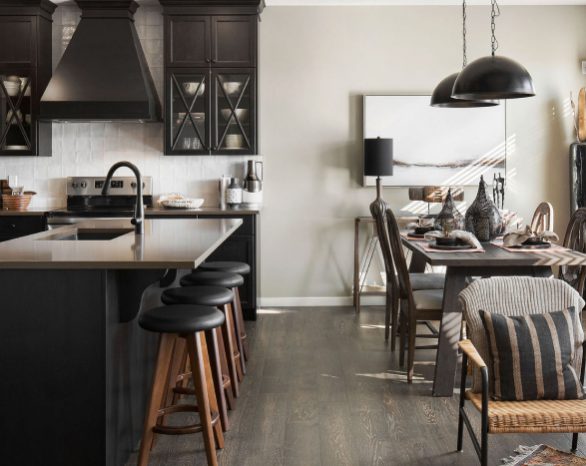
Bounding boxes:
452 0 535 100
430 0 498 108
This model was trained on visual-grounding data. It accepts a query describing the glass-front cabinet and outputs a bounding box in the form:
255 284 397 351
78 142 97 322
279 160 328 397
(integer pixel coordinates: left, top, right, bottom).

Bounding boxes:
213 69 255 155
165 68 256 155
0 72 34 155
167 70 210 155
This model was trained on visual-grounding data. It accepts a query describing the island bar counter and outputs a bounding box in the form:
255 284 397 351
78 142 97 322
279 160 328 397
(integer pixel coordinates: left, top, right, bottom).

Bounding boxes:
0 218 242 466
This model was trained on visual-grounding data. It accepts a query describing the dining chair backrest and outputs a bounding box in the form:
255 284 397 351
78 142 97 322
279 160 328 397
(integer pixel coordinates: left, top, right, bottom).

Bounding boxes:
459 276 585 392
530 201 554 233
370 199 398 296
385 207 413 301
560 207 586 296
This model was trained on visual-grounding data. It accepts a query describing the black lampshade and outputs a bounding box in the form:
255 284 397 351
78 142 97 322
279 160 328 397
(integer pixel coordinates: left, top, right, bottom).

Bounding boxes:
364 138 393 177
430 72 499 108
452 55 535 100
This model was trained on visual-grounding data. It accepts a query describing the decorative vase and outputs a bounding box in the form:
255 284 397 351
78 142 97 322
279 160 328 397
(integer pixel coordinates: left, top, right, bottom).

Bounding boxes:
464 175 502 242
434 188 464 232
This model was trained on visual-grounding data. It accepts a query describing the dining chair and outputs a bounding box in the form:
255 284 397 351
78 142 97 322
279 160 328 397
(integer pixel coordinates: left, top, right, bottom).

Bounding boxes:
370 202 444 351
457 277 586 466
560 207 586 297
384 206 444 382
530 201 554 233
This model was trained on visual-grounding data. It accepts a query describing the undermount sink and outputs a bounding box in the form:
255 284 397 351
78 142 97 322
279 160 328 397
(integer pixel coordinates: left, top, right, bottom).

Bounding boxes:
46 228 134 241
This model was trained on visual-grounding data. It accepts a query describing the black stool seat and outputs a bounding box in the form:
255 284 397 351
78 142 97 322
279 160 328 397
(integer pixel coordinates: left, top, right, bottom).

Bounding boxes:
163 285 234 307
181 270 244 288
139 305 224 334
199 261 250 276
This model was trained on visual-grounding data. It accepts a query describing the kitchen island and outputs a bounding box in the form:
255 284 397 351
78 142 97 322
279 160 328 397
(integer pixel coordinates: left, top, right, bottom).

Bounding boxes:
0 218 241 466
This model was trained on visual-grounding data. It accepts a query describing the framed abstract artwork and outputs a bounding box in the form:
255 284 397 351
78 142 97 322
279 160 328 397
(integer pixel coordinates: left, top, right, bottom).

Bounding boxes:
362 95 506 187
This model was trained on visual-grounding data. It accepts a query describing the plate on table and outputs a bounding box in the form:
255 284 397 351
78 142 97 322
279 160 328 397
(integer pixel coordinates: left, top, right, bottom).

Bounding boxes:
429 240 473 251
408 226 434 238
510 241 552 250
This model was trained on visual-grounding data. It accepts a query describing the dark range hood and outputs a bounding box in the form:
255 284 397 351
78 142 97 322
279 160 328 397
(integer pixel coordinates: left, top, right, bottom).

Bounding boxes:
40 0 161 122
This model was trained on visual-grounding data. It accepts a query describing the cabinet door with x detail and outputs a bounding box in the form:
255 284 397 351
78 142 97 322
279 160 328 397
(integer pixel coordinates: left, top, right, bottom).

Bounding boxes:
166 69 211 155
211 68 256 155
0 70 34 156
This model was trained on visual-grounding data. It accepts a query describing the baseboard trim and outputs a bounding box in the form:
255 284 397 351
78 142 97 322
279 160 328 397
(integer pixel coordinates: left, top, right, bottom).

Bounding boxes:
258 296 385 307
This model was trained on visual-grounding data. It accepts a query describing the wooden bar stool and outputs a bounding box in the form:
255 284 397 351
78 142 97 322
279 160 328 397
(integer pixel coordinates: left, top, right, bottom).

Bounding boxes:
138 304 225 466
197 263 250 363
198 261 250 361
163 286 242 405
181 270 247 375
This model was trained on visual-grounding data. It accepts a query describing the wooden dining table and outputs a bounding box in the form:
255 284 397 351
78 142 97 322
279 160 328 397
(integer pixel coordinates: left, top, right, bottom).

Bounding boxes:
402 236 586 397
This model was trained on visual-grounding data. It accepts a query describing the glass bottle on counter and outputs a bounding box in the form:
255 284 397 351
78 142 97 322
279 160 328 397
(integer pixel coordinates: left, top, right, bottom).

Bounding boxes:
244 160 261 193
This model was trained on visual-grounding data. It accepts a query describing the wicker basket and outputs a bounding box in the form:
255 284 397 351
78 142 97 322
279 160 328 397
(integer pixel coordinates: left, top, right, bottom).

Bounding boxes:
2 192 34 211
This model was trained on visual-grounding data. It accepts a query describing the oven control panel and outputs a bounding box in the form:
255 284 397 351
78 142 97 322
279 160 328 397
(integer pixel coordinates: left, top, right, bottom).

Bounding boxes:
67 176 153 196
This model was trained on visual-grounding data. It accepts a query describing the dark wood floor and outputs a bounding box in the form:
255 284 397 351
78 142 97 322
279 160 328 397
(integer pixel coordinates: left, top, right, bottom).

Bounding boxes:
126 306 586 466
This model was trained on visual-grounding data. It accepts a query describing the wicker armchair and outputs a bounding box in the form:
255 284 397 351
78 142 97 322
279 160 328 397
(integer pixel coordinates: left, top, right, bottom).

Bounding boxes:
457 277 586 466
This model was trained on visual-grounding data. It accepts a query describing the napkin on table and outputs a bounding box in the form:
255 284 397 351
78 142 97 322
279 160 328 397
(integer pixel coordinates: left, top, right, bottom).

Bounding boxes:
502 226 559 248
423 230 482 249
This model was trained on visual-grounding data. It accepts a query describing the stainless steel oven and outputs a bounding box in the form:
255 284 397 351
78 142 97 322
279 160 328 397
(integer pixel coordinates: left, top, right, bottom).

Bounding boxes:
47 176 153 229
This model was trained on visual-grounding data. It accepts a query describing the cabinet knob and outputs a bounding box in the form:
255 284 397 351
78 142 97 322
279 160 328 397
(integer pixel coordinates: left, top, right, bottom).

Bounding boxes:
205 58 211 63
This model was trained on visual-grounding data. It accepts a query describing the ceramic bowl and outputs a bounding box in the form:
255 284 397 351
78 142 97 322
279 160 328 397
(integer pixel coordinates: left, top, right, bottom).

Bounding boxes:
161 198 204 209
225 134 243 149
220 108 248 122
223 81 242 95
3 82 20 97
182 82 205 97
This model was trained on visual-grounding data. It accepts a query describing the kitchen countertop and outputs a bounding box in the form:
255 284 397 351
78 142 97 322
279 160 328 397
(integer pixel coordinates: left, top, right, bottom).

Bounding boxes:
146 206 260 216
0 208 55 216
0 217 241 269
0 206 260 216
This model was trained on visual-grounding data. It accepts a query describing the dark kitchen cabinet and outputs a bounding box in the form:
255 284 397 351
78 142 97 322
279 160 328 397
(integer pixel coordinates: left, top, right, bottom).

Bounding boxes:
147 211 259 320
162 4 259 156
0 214 46 242
167 16 211 67
0 1 54 156
212 16 256 68
199 214 257 320
166 15 256 68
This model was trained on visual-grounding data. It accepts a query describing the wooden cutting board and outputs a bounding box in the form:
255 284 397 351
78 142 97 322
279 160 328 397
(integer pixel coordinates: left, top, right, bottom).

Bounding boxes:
579 88 586 142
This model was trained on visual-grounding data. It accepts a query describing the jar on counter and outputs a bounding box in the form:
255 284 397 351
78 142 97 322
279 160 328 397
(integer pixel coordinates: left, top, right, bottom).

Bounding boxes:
226 177 243 207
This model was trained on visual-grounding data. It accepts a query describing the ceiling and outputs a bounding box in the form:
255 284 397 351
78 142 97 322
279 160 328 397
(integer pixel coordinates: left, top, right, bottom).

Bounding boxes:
48 0 586 5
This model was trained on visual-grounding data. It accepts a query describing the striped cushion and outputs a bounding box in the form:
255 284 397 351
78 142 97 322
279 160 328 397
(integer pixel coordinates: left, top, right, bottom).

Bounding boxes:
480 307 584 401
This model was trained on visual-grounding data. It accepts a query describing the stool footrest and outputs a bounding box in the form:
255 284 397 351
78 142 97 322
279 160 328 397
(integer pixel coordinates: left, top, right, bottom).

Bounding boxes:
154 404 220 435
173 386 196 396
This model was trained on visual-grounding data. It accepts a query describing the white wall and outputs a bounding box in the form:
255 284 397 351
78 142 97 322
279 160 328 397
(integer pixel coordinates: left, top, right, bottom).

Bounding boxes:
258 5 586 304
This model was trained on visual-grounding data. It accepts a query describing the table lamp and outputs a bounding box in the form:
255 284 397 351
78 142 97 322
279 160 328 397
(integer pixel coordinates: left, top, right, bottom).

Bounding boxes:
364 137 393 209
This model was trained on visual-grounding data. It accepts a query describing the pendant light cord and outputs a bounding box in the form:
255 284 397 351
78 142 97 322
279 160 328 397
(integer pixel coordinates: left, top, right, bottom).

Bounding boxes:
491 0 500 56
462 0 467 68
